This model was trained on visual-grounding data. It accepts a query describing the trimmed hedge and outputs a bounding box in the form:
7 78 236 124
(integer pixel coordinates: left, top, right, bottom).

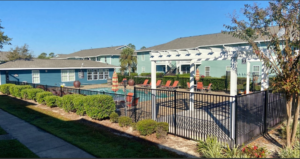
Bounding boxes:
56 97 63 108
13 85 32 98
0 84 15 95
61 94 82 112
109 112 119 123
118 116 132 127
73 96 88 115
140 73 164 78
36 92 54 104
9 85 17 96
84 95 115 120
26 88 44 100
44 96 60 107
156 122 169 139
136 119 157 136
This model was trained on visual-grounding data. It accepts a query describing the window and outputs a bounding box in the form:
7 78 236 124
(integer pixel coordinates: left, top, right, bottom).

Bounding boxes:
141 67 145 73
141 53 145 61
226 66 231 72
32 70 40 84
87 69 109 80
205 67 210 76
61 70 75 82
253 66 260 75
90 57 96 61
97 57 101 61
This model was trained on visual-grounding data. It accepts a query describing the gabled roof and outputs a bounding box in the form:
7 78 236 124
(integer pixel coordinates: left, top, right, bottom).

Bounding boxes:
0 59 119 70
0 51 10 61
52 45 130 59
137 26 280 52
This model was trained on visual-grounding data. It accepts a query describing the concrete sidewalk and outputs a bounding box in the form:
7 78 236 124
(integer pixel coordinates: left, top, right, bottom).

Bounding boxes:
0 109 95 158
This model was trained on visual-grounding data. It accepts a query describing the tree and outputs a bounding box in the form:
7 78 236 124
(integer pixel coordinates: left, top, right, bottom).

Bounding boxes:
140 46 146 50
223 0 300 147
0 20 12 49
6 44 33 61
49 52 55 58
119 47 137 76
127 43 136 50
38 52 48 59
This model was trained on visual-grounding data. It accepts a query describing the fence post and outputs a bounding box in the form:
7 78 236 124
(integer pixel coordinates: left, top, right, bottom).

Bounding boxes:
60 86 63 97
232 95 238 145
134 86 136 122
78 87 81 95
174 90 177 135
45 85 47 91
264 90 269 133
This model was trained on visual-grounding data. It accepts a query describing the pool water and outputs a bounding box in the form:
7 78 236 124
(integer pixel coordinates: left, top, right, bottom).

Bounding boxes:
88 87 172 102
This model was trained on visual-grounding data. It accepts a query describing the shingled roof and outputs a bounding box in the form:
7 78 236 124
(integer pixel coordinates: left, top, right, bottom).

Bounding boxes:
0 59 119 70
138 26 280 52
52 45 130 59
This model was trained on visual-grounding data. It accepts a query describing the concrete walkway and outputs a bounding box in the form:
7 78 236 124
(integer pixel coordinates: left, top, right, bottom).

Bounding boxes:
0 109 95 158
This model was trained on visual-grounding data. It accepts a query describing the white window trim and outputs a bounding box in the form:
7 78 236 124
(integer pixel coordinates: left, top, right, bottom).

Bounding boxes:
61 70 75 82
141 67 145 73
226 66 231 72
87 69 109 81
205 66 210 76
253 65 260 75
32 70 40 84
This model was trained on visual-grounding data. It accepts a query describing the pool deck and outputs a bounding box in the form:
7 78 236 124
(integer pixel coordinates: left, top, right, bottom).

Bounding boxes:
67 84 229 95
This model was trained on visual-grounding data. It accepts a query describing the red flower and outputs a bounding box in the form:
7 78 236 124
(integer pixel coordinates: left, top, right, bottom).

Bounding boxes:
242 148 245 152
255 153 258 157
253 146 258 150
259 155 261 158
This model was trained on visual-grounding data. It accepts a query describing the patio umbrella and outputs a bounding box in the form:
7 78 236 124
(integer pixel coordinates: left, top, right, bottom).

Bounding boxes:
112 71 119 93
195 68 200 81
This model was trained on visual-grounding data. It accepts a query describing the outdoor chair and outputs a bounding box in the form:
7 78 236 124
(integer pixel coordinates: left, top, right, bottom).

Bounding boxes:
167 81 179 90
120 78 127 85
187 82 190 90
146 80 162 88
205 83 212 92
137 79 149 87
161 80 172 89
196 82 204 92
120 92 139 108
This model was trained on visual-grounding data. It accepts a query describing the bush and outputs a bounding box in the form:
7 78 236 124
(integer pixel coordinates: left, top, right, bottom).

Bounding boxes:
9 85 17 96
44 96 60 107
241 145 268 158
13 85 32 98
155 122 169 139
0 84 15 95
118 116 132 127
136 119 157 136
56 97 63 108
61 94 82 112
109 112 119 123
73 96 87 116
26 88 44 100
36 92 53 104
278 140 300 158
223 144 250 158
84 95 115 120
140 73 164 78
131 122 137 131
197 136 224 158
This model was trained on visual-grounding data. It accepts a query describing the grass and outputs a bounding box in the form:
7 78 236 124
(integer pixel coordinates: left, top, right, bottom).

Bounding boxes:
0 140 39 158
0 126 7 135
0 95 182 158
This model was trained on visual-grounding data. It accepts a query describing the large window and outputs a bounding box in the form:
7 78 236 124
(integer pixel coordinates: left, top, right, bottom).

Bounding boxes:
253 66 260 75
61 70 75 82
87 69 109 80
32 70 40 84
205 67 210 76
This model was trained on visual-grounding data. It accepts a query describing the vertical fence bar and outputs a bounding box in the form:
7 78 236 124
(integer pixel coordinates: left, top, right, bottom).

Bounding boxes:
60 86 62 97
264 91 268 133
134 86 136 122
174 89 177 135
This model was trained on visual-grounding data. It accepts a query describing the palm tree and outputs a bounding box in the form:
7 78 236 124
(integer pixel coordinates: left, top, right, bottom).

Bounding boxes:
119 47 137 76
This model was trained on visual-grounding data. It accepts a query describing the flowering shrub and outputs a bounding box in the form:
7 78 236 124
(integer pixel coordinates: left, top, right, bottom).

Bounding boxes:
241 145 267 158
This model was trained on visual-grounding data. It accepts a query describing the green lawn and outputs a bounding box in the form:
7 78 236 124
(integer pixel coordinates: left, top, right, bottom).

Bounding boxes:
0 95 182 158
0 140 38 158
0 126 7 135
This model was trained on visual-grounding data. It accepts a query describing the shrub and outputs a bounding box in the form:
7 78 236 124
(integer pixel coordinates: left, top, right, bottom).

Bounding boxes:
0 84 15 95
56 97 63 108
13 85 32 98
61 94 82 112
9 85 17 96
197 136 224 158
36 92 53 104
84 95 115 120
136 119 157 136
131 122 137 131
155 122 169 139
27 88 44 100
278 140 300 158
73 96 87 116
241 145 268 158
44 96 60 107
118 116 132 127
109 112 119 123
223 144 250 158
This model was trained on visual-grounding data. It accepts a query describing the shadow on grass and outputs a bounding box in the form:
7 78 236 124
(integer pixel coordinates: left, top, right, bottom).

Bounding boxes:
0 95 197 158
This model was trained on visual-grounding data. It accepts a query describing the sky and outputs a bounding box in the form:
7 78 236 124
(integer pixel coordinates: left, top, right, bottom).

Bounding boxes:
0 1 270 56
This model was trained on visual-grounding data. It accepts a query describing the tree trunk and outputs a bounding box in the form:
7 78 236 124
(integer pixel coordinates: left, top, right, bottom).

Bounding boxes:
128 65 131 76
286 96 293 148
291 95 300 145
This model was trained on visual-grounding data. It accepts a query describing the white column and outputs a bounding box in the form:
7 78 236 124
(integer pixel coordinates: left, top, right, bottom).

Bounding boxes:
190 60 195 111
165 64 167 73
246 61 250 94
261 62 269 91
151 61 157 120
230 57 237 139
179 64 182 74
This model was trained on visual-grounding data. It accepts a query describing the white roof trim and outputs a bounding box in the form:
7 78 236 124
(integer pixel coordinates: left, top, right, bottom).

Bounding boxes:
0 67 121 70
